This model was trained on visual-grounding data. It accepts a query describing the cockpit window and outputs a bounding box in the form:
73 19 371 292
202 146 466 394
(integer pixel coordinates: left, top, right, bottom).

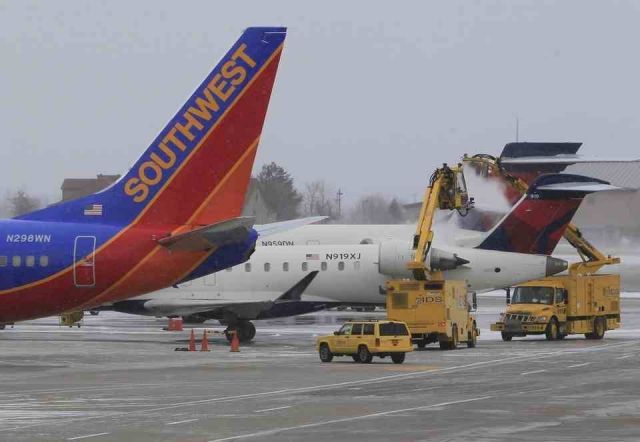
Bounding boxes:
512 286 555 305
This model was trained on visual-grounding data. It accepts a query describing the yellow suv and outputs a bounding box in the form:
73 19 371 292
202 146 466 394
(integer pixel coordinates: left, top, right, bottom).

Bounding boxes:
316 320 413 364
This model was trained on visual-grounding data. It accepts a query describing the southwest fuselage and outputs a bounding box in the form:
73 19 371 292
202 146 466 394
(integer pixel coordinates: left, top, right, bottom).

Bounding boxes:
0 218 256 323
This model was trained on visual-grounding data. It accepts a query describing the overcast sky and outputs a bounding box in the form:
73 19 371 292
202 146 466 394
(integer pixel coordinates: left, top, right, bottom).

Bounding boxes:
1 0 639 206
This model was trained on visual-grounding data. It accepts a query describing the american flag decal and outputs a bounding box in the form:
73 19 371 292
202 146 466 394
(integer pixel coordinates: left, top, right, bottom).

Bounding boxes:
84 204 103 216
306 253 319 260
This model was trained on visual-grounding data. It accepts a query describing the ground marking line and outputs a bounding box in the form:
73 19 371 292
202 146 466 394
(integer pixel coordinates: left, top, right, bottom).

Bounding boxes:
616 355 632 359
66 433 110 440
567 362 592 368
4 340 636 432
521 369 547 376
255 406 292 413
166 418 199 426
208 396 492 442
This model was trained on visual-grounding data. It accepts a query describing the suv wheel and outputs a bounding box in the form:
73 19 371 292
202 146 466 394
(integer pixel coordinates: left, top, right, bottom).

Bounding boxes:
390 353 405 364
319 344 333 363
501 332 513 342
357 345 373 363
467 329 477 348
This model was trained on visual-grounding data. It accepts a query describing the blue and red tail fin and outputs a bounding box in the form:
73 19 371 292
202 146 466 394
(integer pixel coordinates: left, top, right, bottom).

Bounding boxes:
18 27 286 227
476 174 615 255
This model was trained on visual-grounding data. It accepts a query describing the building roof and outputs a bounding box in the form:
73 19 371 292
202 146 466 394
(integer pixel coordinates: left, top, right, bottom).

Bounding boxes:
564 161 640 190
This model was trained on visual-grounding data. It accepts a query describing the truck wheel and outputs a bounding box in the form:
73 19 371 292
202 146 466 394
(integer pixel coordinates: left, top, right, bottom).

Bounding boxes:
357 345 373 363
417 338 427 349
501 332 513 342
391 353 406 364
592 317 606 340
451 325 459 349
319 344 333 363
467 330 477 348
351 355 359 363
545 319 559 341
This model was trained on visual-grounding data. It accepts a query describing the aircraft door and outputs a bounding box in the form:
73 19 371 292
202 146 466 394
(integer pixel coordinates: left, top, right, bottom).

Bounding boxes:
74 236 96 287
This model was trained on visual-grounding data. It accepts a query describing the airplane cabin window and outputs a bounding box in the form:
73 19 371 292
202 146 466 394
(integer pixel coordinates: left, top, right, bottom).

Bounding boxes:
245 263 251 272
321 262 327 271
302 262 308 272
283 262 289 272
354 261 361 271
0 256 7 267
225 267 233 272
264 263 271 272
12 256 21 267
338 262 345 271
39 256 49 267
25 256 35 267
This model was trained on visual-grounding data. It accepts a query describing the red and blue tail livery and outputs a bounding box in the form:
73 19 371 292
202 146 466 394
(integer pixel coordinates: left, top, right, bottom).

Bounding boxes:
0 27 286 323
477 174 615 255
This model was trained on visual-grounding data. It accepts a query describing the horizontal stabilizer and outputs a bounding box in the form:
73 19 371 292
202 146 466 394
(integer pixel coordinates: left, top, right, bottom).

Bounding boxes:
157 217 255 252
276 271 320 302
500 142 582 159
255 216 327 237
529 173 616 196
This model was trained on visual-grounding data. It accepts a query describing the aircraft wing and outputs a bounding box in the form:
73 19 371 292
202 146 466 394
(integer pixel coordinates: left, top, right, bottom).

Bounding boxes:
141 271 320 317
254 216 327 237
157 217 255 252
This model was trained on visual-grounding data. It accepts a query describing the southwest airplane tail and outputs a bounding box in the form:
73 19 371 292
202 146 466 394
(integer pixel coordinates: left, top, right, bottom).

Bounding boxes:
476 174 615 255
0 27 286 323
18 27 286 227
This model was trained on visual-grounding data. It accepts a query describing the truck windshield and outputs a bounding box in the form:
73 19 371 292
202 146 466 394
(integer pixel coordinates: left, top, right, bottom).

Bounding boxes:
512 287 554 305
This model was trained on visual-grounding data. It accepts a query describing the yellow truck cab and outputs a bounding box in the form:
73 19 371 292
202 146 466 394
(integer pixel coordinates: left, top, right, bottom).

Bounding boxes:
491 274 621 341
316 320 413 364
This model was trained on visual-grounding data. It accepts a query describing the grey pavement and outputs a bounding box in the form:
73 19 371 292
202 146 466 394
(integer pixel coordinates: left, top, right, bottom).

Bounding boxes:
0 297 638 441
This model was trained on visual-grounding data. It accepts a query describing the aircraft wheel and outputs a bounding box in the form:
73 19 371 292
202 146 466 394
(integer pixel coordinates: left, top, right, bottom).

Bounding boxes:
238 321 256 342
89 310 100 316
0 324 5 331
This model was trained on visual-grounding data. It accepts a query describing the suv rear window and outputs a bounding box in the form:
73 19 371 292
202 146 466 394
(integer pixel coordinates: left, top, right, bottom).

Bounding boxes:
379 322 409 336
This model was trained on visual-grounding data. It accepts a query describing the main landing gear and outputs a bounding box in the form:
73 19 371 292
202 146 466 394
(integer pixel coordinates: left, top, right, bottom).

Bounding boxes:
224 320 256 343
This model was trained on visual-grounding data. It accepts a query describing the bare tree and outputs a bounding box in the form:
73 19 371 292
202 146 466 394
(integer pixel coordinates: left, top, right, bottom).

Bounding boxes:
6 190 41 217
347 194 396 224
301 180 337 219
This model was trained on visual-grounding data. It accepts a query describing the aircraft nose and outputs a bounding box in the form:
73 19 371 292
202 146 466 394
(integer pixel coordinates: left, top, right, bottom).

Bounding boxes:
545 256 568 276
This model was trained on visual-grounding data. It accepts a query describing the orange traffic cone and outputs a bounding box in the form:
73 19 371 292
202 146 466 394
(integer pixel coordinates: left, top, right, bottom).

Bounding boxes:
200 330 210 352
230 330 240 352
188 329 196 352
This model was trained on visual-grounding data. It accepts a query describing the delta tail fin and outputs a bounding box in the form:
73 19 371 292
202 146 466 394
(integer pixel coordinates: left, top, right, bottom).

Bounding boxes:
476 174 617 255
18 27 287 227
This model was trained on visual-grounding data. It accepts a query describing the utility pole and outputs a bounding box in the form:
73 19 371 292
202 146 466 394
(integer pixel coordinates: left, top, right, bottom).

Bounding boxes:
515 115 520 142
336 188 343 219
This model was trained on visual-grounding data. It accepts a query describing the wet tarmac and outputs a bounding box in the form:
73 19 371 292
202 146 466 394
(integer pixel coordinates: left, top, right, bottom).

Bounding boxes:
0 296 638 441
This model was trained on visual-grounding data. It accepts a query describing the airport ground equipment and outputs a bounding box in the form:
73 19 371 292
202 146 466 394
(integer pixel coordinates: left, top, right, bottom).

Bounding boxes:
59 311 84 328
386 164 479 349
464 154 623 340
316 320 413 364
491 274 620 340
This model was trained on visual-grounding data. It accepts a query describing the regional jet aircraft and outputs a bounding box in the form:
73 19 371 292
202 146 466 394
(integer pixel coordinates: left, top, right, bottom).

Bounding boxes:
108 173 614 341
0 27 288 325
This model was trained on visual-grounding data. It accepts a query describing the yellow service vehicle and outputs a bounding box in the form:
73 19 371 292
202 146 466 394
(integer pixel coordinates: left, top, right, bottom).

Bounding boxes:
491 274 621 340
386 163 479 350
316 320 413 364
386 280 479 349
